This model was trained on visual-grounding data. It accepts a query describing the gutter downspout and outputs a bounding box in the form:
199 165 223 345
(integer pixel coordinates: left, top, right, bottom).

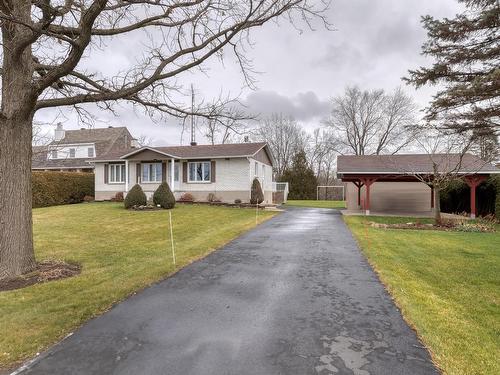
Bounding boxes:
125 160 129 195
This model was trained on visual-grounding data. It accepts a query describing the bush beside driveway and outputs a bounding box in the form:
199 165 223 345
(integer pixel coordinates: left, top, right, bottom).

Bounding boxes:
0 203 276 370
345 215 500 375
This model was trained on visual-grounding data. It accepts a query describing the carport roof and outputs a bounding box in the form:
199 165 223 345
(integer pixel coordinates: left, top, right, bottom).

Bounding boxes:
337 153 499 175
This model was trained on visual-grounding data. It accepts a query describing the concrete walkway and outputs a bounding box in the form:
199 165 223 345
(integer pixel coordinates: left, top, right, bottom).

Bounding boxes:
19 207 437 375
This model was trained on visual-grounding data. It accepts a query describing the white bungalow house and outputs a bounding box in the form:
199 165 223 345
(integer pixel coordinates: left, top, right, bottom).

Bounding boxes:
92 142 277 204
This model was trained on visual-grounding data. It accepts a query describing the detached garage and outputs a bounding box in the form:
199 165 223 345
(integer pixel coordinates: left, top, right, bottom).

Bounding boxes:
337 154 500 218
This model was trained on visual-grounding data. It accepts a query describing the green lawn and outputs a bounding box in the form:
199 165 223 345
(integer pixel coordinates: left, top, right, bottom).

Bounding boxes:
285 200 345 209
345 215 500 375
0 203 276 370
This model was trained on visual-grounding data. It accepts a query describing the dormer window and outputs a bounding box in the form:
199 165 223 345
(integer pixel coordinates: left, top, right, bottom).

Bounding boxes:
69 148 76 158
88 147 94 157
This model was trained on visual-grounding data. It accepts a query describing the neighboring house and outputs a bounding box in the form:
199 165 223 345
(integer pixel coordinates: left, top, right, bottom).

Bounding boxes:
337 153 500 217
93 142 276 204
32 124 137 172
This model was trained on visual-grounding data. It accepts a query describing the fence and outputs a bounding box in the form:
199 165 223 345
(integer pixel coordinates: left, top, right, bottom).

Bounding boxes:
272 182 289 203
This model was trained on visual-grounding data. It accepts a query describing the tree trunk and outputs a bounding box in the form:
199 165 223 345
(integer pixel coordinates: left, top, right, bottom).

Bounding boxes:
0 0 37 279
434 186 442 225
0 117 36 279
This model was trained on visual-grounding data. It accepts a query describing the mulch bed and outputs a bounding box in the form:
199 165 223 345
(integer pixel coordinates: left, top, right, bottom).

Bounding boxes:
176 201 270 209
128 205 163 211
0 260 81 292
370 221 495 233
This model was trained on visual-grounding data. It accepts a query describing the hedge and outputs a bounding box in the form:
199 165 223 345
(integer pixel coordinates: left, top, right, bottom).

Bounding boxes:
32 171 94 208
440 175 500 218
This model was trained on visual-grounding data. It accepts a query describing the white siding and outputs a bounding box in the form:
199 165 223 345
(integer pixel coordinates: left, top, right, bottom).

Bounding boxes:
95 158 253 201
178 158 250 192
95 163 125 192
48 143 95 159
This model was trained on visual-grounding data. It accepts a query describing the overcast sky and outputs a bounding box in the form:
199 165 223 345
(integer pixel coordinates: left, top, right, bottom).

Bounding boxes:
35 0 463 146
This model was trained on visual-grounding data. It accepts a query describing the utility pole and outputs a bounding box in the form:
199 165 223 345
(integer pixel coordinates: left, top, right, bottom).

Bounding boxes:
190 84 197 146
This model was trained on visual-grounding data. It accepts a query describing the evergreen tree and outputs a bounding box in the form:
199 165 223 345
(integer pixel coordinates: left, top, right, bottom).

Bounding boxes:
153 182 176 209
281 150 317 200
250 178 265 204
405 0 500 136
124 184 147 209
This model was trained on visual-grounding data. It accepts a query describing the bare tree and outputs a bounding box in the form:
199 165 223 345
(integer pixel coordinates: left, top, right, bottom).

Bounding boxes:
326 86 417 155
0 1 329 279
202 106 248 144
308 127 340 181
32 122 53 146
136 135 154 147
254 113 309 178
398 128 477 224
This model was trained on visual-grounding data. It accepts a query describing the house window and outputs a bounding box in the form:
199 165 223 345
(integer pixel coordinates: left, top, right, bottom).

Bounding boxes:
88 147 94 157
262 164 265 177
142 163 162 182
188 161 211 182
109 164 125 183
69 148 76 158
51 150 57 159
255 162 258 176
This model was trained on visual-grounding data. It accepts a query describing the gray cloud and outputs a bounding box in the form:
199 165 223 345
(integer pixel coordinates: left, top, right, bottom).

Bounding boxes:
243 90 330 122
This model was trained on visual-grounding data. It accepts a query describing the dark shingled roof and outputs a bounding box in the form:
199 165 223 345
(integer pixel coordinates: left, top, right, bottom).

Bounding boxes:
32 127 133 169
154 142 268 159
337 154 499 174
94 142 270 161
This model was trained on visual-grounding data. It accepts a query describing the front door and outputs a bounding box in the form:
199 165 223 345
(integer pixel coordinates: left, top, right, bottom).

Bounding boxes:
174 163 180 191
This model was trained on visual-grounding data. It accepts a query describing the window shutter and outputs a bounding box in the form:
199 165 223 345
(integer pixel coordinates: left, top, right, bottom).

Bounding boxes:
211 160 216 183
136 163 141 183
162 162 167 182
183 162 187 183
104 163 108 184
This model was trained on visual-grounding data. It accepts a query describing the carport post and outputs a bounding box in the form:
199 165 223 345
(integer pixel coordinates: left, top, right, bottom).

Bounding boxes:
360 178 377 215
430 186 434 210
353 180 364 209
464 175 488 219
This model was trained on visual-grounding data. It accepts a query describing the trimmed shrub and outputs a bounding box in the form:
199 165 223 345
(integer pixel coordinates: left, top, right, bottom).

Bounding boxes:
153 182 176 209
179 192 194 202
124 184 147 208
250 178 264 204
32 171 94 208
234 198 242 204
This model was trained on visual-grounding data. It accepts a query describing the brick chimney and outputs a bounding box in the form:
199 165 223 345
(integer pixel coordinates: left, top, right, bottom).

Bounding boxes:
54 123 65 142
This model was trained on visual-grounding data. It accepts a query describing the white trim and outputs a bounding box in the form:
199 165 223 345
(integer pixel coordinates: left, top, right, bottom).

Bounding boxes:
125 160 129 193
187 161 211 183
141 162 162 183
108 163 126 183
338 170 500 174
250 143 275 165
120 146 176 159
170 158 175 192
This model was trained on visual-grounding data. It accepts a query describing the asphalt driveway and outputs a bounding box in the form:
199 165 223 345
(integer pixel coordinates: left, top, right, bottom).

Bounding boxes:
19 207 437 375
